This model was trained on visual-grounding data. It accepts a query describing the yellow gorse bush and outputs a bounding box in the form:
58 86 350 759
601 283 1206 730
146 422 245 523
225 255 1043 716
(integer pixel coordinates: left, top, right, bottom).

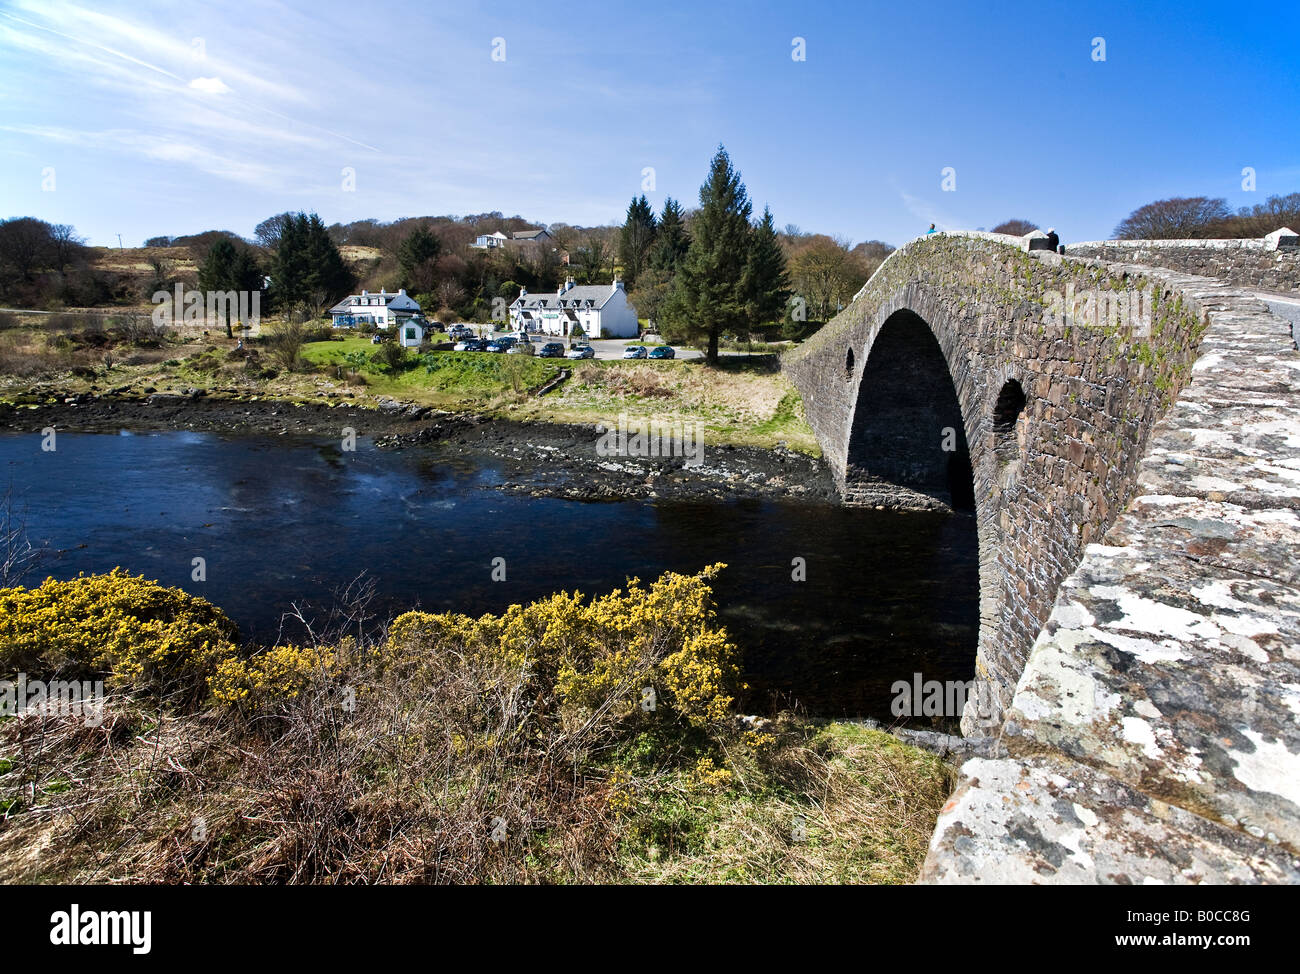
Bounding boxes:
2 565 741 724
0 570 333 708
0 569 240 701
209 643 336 708
387 563 741 729
689 756 734 790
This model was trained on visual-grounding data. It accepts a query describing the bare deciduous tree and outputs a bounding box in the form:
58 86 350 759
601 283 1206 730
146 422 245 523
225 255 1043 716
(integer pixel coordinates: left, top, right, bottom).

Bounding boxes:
1113 197 1232 239
266 317 307 370
1 484 44 587
992 219 1038 236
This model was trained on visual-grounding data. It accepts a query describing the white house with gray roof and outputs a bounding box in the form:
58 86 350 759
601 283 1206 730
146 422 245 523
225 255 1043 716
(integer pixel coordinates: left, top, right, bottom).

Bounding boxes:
472 228 553 249
508 278 638 338
328 288 421 328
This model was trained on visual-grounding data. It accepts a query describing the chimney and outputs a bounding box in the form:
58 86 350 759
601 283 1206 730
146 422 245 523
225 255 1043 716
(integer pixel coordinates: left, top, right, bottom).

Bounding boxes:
361 289 368 296
398 288 406 296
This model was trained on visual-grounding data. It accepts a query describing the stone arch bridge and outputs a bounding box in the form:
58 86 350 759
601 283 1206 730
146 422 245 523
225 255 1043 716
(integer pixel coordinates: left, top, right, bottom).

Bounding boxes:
782 231 1300 882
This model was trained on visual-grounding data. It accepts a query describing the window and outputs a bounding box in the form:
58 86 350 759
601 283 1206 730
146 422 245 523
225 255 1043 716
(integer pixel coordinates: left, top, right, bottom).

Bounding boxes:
993 379 1027 462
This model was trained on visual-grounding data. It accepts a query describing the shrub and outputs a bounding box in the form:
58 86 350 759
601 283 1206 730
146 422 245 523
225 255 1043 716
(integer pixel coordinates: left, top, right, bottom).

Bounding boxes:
374 340 407 372
0 569 240 702
386 563 740 729
265 319 306 370
210 643 336 709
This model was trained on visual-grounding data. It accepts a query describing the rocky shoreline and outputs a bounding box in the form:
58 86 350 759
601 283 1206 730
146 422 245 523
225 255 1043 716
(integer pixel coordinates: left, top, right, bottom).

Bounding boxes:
0 393 839 505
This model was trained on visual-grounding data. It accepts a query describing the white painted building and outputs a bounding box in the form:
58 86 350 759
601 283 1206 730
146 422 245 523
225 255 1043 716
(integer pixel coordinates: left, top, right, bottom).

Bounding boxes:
398 320 425 347
328 288 421 328
508 278 639 339
472 228 552 249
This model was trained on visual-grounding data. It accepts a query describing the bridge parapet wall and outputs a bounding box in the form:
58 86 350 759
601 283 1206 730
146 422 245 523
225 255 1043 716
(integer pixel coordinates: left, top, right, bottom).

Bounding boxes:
1067 236 1300 293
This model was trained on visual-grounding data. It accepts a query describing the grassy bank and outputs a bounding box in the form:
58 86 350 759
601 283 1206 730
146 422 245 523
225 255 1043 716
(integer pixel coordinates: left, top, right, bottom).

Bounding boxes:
0 316 818 453
0 569 950 884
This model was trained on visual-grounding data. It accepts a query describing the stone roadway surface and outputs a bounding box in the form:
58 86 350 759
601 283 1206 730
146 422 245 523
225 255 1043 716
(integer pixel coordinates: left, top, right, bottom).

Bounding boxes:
922 269 1300 884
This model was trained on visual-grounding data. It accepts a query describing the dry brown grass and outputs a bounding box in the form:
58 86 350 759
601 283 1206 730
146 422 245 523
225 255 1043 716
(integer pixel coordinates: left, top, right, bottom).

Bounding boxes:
573 362 674 398
0 701 952 884
0 664 630 884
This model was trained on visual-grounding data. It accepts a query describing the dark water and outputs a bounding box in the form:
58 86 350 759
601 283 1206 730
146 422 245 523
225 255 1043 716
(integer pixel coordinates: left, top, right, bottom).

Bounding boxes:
0 430 978 722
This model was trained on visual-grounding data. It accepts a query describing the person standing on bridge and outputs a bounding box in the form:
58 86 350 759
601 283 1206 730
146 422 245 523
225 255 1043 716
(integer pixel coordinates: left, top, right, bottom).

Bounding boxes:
1045 227 1060 251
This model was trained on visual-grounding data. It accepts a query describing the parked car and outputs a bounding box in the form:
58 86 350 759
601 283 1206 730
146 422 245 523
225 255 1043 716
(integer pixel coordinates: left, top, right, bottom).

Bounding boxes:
565 344 595 360
648 345 675 359
448 327 474 342
453 339 485 351
486 336 516 353
622 345 648 360
538 342 565 358
506 341 534 355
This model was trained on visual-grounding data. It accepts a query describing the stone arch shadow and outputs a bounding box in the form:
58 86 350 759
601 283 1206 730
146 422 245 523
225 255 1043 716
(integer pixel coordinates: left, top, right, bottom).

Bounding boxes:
842 306 1012 733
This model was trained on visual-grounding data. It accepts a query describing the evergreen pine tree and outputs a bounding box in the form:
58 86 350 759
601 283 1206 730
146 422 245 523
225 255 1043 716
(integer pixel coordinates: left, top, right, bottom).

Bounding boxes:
650 197 690 272
742 205 789 332
617 195 657 286
666 147 752 364
270 213 353 314
397 226 441 289
198 238 264 337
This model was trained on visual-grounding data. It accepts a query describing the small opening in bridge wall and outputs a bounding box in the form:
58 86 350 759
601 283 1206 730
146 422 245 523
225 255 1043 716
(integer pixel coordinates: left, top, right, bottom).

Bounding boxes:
993 379 1027 462
845 346 855 379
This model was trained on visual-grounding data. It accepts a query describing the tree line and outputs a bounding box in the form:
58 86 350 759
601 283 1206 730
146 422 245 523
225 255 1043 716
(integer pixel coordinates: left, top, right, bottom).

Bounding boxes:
0 218 99 307
1113 193 1300 239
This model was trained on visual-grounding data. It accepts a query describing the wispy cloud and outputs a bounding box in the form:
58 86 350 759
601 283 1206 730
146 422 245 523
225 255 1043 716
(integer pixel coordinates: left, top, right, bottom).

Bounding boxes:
188 77 232 95
898 189 964 233
0 124 279 187
0 0 380 172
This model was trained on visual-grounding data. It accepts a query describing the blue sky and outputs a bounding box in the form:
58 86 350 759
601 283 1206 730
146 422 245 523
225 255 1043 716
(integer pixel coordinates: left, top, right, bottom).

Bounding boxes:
2 0 1297 248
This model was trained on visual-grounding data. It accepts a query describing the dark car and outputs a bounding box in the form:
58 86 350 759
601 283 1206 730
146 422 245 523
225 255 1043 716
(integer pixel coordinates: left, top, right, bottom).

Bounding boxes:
538 342 565 358
486 337 516 353
455 339 487 352
648 345 675 359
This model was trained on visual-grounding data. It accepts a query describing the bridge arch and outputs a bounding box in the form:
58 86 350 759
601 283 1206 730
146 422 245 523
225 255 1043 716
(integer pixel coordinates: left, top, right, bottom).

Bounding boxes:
841 305 1004 728
846 308 975 510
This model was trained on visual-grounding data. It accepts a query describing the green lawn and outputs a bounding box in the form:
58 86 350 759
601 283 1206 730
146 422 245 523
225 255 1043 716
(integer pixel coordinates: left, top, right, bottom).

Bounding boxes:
301 336 566 402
